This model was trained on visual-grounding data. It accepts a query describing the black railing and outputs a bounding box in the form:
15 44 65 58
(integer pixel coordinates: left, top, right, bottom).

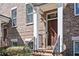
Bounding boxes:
52 36 60 56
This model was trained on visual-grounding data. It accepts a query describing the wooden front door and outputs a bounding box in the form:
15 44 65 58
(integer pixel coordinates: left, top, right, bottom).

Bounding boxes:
48 19 57 46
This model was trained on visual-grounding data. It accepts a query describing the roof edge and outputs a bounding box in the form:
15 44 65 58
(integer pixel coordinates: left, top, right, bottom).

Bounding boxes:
0 14 11 20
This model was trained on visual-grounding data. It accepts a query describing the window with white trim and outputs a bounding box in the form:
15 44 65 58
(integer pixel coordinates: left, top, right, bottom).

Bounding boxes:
73 41 79 56
26 4 33 23
74 3 79 16
11 39 18 46
11 8 17 27
12 42 17 46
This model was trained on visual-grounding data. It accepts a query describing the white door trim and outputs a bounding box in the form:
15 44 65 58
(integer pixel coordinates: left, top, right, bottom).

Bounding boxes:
45 11 57 47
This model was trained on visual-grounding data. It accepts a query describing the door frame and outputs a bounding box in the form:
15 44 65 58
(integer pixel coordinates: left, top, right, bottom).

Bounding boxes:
45 11 57 47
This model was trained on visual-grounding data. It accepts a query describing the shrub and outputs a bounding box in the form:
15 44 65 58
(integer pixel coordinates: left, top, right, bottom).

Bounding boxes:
0 47 8 56
23 46 32 56
5 46 32 56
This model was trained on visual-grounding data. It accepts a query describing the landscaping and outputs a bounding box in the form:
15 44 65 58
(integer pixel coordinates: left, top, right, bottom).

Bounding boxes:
0 46 32 56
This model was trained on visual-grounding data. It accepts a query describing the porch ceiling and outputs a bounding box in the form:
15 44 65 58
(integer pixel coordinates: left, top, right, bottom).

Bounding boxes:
39 3 57 12
36 3 67 12
0 14 11 23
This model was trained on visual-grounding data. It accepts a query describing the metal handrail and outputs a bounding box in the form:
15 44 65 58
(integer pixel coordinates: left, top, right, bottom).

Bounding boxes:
52 35 60 55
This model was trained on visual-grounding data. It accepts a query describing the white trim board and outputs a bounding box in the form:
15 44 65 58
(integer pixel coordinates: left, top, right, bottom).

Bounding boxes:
11 7 17 10
72 36 79 41
11 39 18 42
57 3 63 52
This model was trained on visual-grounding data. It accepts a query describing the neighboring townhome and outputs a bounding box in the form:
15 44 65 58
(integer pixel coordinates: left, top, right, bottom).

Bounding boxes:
0 3 79 56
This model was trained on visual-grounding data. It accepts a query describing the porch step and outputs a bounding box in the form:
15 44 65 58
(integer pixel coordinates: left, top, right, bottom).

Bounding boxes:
32 52 53 56
32 48 53 56
36 49 53 53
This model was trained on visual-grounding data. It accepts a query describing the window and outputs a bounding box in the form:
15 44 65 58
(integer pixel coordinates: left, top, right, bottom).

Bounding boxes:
47 13 57 19
74 3 79 16
11 7 17 27
72 36 79 56
75 42 79 55
73 41 79 56
26 4 33 23
12 42 17 46
47 12 57 21
11 39 18 46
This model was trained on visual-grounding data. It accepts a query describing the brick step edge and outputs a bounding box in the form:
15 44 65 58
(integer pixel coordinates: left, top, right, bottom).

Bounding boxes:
33 50 53 53
32 53 53 56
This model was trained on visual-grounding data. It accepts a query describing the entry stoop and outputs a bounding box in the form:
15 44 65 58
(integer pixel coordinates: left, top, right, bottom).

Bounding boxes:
32 48 53 56
32 47 64 56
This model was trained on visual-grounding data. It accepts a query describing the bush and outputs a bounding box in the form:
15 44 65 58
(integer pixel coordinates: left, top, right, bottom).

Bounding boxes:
23 46 32 56
0 47 8 56
5 46 32 56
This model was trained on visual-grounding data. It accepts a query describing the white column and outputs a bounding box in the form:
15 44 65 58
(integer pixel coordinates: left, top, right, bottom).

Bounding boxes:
33 7 39 50
57 3 63 52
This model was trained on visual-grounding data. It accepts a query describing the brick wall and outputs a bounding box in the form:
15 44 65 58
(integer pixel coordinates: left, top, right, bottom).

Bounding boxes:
63 3 79 56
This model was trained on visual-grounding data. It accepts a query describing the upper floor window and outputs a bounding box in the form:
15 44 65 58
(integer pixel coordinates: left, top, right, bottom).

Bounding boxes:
11 7 17 27
26 4 33 23
74 3 79 16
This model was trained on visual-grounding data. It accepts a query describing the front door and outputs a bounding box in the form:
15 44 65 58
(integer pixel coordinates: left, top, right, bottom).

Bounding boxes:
48 19 57 46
